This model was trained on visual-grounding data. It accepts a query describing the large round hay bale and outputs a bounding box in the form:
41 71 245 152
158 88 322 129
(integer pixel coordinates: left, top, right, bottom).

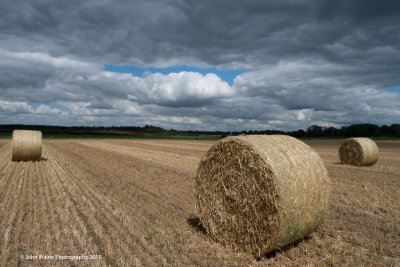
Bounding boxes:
12 130 42 161
195 135 331 256
339 137 379 166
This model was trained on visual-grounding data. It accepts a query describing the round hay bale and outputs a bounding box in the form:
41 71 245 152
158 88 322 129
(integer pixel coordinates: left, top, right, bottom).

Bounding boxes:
195 135 331 256
12 130 42 161
339 137 379 166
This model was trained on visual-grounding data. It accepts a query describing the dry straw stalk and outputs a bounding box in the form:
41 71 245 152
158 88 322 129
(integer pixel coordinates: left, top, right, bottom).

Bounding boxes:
339 137 379 166
195 135 331 256
12 130 42 161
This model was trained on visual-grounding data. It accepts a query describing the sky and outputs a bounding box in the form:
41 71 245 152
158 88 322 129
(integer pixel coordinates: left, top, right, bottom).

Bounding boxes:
0 0 399 131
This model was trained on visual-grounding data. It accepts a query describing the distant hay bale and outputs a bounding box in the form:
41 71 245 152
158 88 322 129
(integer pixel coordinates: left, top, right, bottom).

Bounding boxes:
12 130 42 161
339 137 379 166
195 135 331 256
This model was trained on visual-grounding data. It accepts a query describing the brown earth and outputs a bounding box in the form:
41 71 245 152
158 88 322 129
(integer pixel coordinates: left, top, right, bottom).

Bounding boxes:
0 139 399 266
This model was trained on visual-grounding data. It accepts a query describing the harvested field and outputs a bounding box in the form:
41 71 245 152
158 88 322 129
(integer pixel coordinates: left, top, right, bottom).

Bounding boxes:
0 139 399 266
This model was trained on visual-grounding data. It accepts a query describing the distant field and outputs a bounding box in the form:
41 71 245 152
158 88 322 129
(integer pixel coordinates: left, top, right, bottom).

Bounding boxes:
0 139 398 266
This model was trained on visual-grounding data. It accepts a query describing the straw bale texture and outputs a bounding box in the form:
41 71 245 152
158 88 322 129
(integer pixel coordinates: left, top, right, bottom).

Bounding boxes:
195 135 331 256
12 130 42 161
339 137 379 166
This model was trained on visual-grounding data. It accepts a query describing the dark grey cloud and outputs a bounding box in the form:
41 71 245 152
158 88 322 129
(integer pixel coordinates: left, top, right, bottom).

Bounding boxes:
1 0 398 66
0 0 399 130
314 0 400 21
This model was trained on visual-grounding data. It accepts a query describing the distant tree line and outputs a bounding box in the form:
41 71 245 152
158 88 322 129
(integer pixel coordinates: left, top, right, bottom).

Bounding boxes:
0 123 399 138
290 123 400 138
237 124 400 138
187 123 400 138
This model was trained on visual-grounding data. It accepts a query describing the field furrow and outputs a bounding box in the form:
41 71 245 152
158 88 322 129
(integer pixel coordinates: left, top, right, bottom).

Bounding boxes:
102 139 211 156
76 140 201 173
45 143 162 266
45 141 231 266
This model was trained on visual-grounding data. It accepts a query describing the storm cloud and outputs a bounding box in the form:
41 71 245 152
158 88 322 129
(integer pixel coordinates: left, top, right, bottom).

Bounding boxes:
0 0 399 130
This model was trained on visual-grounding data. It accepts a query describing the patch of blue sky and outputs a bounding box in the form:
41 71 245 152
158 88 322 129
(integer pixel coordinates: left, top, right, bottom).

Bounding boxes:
384 85 400 93
49 103 69 112
28 102 41 109
104 64 243 85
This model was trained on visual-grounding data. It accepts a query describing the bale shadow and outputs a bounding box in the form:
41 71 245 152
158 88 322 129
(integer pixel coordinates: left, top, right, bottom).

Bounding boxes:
12 157 48 162
187 216 207 235
262 236 311 260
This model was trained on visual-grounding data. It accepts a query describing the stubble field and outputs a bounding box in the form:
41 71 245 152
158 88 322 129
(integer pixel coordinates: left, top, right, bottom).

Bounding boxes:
0 139 399 266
